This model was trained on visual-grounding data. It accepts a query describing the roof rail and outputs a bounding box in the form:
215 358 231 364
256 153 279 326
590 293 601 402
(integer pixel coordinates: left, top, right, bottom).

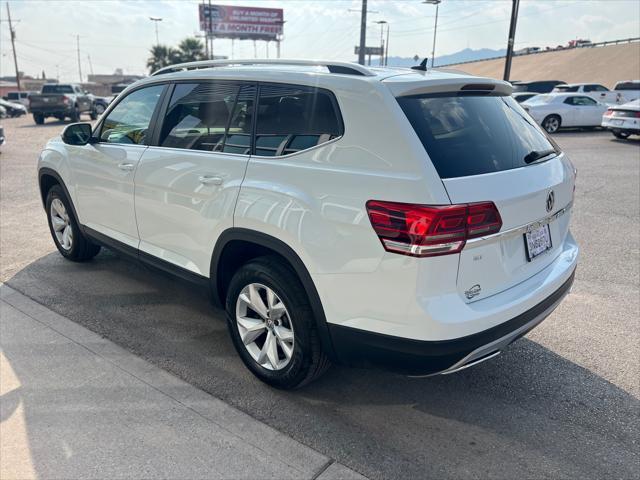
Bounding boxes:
151 59 376 77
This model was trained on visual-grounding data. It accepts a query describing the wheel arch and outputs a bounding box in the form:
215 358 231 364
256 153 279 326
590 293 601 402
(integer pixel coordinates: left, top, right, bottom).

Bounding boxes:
38 168 80 224
210 228 336 359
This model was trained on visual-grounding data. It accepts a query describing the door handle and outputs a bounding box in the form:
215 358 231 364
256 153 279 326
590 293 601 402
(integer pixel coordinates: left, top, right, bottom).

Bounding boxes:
198 175 223 185
118 162 135 172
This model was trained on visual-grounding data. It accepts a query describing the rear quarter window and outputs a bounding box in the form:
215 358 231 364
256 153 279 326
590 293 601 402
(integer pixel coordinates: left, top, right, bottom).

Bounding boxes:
397 94 558 179
255 84 343 157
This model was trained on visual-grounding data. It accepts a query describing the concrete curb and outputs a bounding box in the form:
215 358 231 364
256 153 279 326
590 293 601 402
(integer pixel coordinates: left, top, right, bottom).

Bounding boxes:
1 284 367 480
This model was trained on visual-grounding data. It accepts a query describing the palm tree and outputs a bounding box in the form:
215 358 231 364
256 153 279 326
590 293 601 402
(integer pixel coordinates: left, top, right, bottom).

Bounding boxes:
146 44 178 73
177 37 205 63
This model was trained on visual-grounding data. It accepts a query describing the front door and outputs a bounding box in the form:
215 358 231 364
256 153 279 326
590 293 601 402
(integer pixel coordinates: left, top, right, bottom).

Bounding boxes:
135 81 255 275
71 84 165 248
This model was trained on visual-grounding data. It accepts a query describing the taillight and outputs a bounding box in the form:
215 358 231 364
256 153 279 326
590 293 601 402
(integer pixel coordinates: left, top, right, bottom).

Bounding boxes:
605 109 614 115
366 200 502 257
635 111 640 118
62 95 70 105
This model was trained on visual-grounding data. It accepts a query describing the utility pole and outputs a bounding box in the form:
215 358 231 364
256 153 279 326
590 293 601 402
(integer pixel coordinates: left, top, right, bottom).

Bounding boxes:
76 34 83 83
87 54 94 76
503 0 520 81
385 24 390 66
6 3 21 91
357 0 367 65
208 0 213 60
375 20 387 66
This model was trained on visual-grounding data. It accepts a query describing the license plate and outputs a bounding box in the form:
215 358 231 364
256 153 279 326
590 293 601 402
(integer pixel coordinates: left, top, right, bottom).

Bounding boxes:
524 224 552 261
613 119 624 126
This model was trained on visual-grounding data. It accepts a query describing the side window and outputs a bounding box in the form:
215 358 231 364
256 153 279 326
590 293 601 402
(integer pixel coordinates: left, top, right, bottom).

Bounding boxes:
255 84 342 157
574 96 597 106
593 85 608 92
563 97 575 105
100 85 164 145
583 85 595 92
159 82 241 152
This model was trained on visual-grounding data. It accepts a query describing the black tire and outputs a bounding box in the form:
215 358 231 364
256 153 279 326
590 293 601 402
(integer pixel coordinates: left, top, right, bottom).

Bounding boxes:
69 107 80 123
33 113 45 125
94 103 106 115
542 114 561 134
225 256 330 389
45 184 100 262
613 130 630 139
89 110 98 120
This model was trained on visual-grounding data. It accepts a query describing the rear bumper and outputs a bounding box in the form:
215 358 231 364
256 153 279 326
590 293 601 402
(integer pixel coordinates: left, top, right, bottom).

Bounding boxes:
329 268 575 375
601 116 640 133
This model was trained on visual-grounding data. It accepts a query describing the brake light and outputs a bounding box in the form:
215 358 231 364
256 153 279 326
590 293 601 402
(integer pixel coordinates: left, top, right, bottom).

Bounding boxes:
635 111 640 118
366 200 502 257
62 95 70 105
605 109 614 115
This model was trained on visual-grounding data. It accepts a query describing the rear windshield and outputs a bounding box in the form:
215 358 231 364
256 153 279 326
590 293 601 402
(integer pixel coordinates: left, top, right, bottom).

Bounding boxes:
42 85 74 94
614 81 640 91
397 94 558 179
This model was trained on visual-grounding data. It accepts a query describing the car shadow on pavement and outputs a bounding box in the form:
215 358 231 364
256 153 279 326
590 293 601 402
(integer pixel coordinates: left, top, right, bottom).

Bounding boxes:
4 249 639 480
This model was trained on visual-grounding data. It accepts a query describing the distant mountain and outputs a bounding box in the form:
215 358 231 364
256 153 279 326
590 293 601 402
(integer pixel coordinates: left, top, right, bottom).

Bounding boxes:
386 48 506 68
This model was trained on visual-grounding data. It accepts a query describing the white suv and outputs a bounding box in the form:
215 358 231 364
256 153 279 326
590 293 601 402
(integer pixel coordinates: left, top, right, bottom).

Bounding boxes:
37 59 579 389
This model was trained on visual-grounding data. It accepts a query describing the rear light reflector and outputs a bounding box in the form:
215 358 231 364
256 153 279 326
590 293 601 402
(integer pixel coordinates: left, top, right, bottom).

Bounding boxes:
366 200 502 257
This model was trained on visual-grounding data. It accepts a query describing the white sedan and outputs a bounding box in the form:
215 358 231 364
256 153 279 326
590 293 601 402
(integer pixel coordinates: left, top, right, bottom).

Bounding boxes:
522 93 609 133
601 99 640 139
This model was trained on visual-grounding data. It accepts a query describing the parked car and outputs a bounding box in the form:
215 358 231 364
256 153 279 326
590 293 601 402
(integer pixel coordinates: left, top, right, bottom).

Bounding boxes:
601 99 640 139
552 83 627 105
523 93 609 133
88 94 111 115
29 84 96 125
512 92 539 103
0 98 27 117
37 59 578 389
512 80 566 94
612 80 640 102
0 105 6 119
6 90 35 110
0 124 5 150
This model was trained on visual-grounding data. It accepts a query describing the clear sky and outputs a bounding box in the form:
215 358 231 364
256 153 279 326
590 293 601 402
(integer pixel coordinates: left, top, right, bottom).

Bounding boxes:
1 0 639 81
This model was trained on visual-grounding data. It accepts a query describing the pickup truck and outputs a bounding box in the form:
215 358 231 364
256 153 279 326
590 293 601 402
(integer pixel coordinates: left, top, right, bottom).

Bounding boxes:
29 84 96 125
552 83 627 105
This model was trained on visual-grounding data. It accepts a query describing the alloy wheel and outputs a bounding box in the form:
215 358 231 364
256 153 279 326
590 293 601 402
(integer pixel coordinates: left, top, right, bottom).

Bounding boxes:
235 283 295 371
50 198 73 250
544 117 559 133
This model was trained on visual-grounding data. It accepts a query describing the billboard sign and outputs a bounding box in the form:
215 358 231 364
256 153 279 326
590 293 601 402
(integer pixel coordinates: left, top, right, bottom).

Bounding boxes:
199 4 284 41
354 46 383 56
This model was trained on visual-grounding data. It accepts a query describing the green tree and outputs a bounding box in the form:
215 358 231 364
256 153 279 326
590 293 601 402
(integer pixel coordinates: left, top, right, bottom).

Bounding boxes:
146 44 178 73
177 37 206 63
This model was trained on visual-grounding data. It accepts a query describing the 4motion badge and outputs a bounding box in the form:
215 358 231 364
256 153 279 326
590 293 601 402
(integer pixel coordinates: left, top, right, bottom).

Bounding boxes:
465 284 482 300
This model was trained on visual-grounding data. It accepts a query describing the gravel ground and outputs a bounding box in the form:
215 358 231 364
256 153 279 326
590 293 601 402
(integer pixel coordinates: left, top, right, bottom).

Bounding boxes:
1 114 639 480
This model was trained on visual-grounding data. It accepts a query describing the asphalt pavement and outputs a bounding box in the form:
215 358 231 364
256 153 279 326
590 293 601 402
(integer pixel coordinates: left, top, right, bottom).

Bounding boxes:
1 115 638 479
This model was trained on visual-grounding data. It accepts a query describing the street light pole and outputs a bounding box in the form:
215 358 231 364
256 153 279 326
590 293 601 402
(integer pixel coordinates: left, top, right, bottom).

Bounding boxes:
423 0 441 68
149 17 162 45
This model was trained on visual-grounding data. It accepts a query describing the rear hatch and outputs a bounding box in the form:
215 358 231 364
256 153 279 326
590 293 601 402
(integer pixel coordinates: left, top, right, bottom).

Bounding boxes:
392 76 576 302
30 94 68 110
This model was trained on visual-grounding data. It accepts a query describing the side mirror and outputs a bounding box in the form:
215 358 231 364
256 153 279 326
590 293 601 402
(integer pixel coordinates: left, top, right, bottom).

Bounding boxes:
62 123 93 146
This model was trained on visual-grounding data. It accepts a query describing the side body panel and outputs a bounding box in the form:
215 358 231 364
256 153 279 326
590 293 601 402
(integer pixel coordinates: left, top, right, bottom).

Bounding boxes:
234 80 451 277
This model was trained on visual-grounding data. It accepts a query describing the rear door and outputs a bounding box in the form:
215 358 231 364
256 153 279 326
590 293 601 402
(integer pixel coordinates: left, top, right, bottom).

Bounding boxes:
396 93 576 302
134 81 255 275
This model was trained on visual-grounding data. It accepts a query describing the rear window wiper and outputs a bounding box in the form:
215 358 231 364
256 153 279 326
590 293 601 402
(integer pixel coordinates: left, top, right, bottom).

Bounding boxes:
524 148 557 164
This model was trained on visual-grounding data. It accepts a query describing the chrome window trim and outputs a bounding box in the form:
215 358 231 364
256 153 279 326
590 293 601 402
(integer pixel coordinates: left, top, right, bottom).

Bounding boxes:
465 201 573 248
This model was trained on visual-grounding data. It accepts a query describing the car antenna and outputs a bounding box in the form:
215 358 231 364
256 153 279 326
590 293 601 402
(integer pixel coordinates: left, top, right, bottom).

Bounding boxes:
411 58 429 71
